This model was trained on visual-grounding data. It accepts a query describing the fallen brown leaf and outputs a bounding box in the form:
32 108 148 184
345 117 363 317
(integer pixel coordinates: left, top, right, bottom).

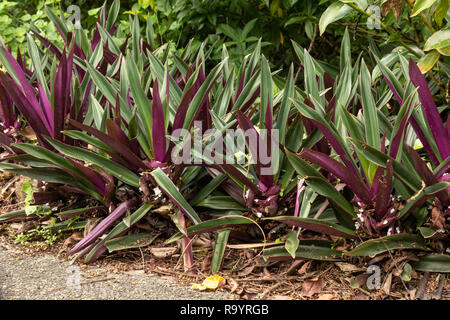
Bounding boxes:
431 207 445 230
335 262 362 273
353 293 370 300
297 260 312 274
301 278 322 297
317 293 335 300
382 272 393 295
192 235 211 248
201 254 212 273
238 265 255 277
63 232 83 247
227 278 239 293
354 273 369 287
268 295 293 300
150 246 178 258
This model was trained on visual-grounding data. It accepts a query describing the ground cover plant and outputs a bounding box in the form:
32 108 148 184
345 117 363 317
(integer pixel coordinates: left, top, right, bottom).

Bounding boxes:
0 0 448 299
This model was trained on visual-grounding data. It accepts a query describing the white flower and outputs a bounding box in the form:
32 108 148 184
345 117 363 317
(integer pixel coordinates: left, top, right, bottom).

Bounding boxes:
256 212 263 218
354 222 360 230
390 208 395 214
383 220 389 225
387 228 393 236
357 213 363 221
153 187 162 198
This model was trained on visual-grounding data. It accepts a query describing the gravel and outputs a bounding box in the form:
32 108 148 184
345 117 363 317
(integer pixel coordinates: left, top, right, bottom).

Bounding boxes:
0 243 235 300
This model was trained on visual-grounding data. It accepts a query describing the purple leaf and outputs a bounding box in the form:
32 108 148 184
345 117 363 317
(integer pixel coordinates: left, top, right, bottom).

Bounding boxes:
69 119 147 170
69 159 107 196
0 81 15 128
300 148 373 206
105 119 140 155
236 110 261 172
30 30 62 59
163 82 198 162
307 117 361 181
294 178 305 218
0 72 50 143
270 217 357 239
374 160 393 218
389 101 413 159
380 60 440 166
69 199 137 255
409 58 450 161
409 146 449 206
0 46 52 134
211 163 261 196
37 84 54 135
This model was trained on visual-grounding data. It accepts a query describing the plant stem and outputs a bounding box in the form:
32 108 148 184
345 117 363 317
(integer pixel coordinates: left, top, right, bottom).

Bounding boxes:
405 0 436 33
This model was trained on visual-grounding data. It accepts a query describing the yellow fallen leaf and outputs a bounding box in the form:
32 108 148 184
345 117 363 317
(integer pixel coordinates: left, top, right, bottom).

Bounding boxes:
191 283 207 291
192 275 225 291
203 275 225 290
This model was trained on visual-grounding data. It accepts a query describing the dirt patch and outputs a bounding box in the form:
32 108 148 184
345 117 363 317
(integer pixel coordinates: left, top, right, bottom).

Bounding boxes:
0 240 235 300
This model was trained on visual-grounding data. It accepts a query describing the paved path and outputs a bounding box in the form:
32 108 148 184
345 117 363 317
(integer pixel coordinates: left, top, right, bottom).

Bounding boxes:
0 244 234 300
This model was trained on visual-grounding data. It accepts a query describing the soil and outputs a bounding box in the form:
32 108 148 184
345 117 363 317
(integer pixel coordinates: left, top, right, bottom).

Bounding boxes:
0 240 235 300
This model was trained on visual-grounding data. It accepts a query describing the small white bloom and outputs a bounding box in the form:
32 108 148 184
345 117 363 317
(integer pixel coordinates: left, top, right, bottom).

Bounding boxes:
390 208 395 214
395 227 400 234
357 213 363 221
245 189 250 199
383 220 389 225
52 207 58 212
387 228 393 236
153 187 162 197
354 222 360 230
256 212 263 218
358 208 364 213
